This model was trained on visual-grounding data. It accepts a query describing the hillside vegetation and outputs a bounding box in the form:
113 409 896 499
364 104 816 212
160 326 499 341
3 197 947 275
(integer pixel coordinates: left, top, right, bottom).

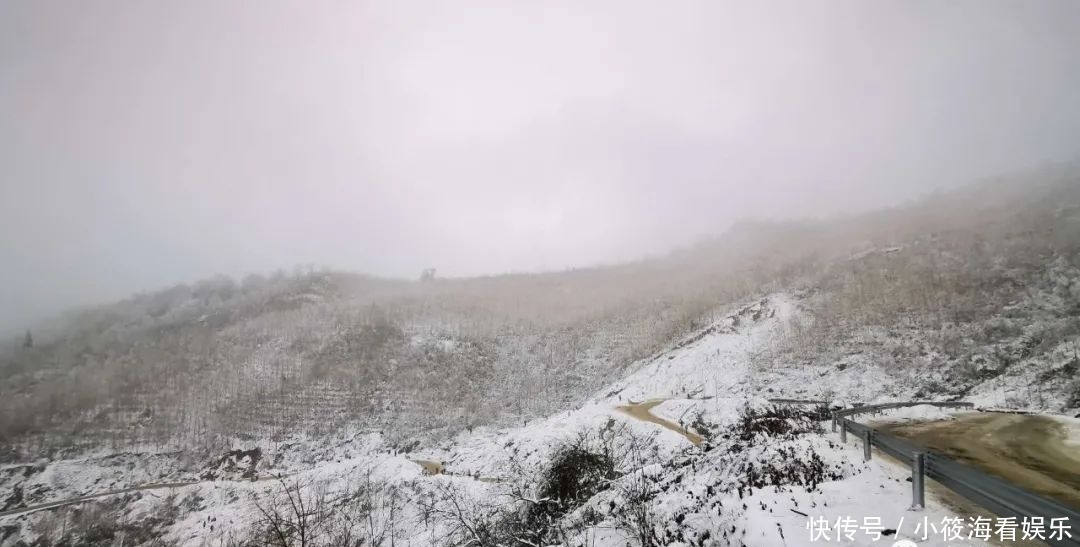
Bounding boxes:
0 254 749 459
2 172 1079 462
770 176 1080 410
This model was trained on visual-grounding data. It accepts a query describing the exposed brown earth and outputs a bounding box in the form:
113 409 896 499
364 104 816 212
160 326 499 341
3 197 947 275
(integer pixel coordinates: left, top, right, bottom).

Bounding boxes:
876 412 1080 510
616 399 704 446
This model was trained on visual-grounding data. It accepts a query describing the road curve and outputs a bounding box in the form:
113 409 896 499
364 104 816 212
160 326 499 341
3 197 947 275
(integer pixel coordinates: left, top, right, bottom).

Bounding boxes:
875 412 1080 509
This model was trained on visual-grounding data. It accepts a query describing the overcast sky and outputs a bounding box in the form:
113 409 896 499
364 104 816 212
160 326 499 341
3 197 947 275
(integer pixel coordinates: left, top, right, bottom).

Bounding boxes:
3 0 1080 331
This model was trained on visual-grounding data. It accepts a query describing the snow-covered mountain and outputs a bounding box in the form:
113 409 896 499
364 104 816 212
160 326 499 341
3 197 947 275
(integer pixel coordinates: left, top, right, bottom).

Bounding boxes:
2 292 1077 546
2 176 1080 546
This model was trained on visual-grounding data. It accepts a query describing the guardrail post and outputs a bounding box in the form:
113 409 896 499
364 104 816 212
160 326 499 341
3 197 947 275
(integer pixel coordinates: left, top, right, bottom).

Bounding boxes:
911 452 925 509
831 417 837 433
840 419 847 442
863 430 872 461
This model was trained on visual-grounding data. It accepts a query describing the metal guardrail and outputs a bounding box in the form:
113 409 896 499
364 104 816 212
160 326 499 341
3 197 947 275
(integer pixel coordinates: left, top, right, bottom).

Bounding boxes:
833 403 1080 547
766 398 828 405
832 400 975 420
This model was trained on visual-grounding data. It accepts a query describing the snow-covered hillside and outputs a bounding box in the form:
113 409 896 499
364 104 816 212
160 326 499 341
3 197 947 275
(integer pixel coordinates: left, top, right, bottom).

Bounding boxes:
3 179 1079 546
0 295 1026 547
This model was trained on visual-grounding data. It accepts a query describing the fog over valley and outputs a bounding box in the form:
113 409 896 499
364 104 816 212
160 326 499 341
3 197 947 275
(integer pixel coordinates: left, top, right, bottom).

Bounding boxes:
4 1 1080 332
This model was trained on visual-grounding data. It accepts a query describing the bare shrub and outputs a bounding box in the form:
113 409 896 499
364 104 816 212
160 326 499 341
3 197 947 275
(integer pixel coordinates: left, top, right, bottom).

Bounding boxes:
731 404 824 444
249 478 324 547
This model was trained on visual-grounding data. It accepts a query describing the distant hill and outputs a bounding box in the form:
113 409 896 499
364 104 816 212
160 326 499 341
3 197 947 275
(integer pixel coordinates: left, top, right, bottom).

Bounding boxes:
2 171 1078 461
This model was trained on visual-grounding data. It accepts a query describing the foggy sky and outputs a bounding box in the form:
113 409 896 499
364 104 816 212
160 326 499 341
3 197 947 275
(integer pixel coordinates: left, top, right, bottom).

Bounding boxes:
3 0 1080 333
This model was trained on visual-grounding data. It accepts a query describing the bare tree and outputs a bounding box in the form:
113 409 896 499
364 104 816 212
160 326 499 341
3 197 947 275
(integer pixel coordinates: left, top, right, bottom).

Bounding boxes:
250 477 321 547
415 482 505 547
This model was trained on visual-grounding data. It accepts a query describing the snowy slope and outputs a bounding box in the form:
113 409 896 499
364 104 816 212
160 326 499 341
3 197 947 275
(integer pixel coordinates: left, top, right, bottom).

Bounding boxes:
1 294 997 547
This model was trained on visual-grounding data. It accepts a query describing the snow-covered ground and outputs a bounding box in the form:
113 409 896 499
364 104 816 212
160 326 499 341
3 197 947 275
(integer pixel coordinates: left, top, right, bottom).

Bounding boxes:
0 295 1006 546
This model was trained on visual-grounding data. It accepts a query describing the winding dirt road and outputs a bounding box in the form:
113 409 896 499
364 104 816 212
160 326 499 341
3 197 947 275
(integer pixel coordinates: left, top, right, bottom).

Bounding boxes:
0 480 199 518
876 412 1080 509
0 475 284 519
411 459 445 475
617 399 704 446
